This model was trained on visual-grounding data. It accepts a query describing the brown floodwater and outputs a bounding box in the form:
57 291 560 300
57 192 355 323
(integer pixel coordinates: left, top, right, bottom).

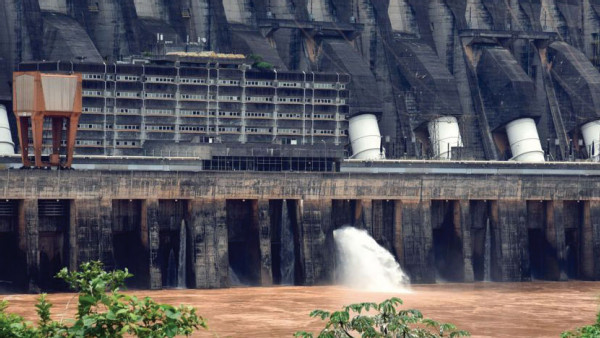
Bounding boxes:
2 282 599 337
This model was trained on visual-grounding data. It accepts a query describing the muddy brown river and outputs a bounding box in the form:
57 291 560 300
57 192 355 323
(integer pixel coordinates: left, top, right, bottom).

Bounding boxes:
2 282 599 337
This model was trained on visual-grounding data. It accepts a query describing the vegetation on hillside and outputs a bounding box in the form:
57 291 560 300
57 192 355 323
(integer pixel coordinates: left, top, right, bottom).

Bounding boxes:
0 261 206 337
295 297 469 338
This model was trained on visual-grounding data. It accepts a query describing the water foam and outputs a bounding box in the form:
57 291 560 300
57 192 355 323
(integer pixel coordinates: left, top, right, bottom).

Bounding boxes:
334 226 410 293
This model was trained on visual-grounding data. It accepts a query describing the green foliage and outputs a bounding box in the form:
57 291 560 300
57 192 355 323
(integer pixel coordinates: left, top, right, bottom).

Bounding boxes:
295 297 470 338
0 261 206 337
561 307 600 338
248 53 263 63
0 300 38 337
248 54 274 71
254 61 274 70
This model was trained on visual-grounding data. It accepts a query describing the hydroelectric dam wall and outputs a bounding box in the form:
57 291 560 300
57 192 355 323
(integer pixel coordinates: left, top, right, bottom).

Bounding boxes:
1 162 600 292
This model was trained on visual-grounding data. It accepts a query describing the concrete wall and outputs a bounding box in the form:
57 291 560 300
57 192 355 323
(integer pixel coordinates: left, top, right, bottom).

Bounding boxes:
1 168 599 292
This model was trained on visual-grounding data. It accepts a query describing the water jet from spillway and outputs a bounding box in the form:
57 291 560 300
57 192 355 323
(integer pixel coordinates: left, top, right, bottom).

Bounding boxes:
334 227 410 293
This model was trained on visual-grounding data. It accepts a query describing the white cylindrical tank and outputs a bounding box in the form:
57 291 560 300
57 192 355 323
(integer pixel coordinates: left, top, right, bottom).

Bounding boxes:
427 116 463 159
0 105 14 155
348 114 384 160
581 120 600 160
505 118 545 162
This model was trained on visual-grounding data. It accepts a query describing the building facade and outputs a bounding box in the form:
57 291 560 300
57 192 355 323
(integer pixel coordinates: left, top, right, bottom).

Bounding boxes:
18 56 350 164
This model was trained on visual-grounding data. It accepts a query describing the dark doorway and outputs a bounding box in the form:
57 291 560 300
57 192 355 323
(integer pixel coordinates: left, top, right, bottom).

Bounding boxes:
0 200 26 292
158 200 193 288
227 200 261 285
112 200 148 288
431 200 464 282
38 200 70 291
270 200 300 285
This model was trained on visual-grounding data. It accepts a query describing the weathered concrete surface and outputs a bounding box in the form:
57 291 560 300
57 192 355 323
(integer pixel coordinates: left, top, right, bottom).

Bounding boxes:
257 199 273 286
400 199 434 283
458 200 475 282
2 169 600 201
3 168 600 291
188 199 229 289
145 199 162 290
20 199 39 293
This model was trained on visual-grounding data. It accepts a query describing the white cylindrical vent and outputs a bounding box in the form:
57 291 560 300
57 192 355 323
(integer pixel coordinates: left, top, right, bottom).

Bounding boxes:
0 105 14 155
348 114 384 160
581 120 600 160
427 116 463 159
506 118 545 162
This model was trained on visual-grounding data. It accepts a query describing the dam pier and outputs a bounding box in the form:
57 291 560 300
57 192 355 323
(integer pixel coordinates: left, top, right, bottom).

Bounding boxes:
1 161 599 292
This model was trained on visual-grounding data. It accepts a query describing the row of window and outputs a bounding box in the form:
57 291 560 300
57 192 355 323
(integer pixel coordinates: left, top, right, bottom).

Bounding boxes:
147 76 175 83
146 109 174 115
82 107 339 119
145 92 174 99
116 75 140 81
82 74 347 89
76 140 103 146
83 91 345 105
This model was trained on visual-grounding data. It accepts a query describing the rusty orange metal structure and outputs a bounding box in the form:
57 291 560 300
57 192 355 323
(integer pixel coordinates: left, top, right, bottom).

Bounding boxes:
13 72 82 168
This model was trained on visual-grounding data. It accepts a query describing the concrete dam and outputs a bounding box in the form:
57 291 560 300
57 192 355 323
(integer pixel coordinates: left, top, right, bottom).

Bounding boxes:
1 162 599 292
1 0 600 291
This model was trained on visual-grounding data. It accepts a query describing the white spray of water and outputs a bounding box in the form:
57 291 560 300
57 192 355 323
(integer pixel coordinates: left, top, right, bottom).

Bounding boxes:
334 226 410 293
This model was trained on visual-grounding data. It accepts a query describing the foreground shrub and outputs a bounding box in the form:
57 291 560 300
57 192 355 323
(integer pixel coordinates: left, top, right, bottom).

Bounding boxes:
295 297 469 338
0 261 206 337
561 310 600 338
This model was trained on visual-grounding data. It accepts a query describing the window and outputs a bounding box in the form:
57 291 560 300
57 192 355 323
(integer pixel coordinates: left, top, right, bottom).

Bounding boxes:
83 74 104 80
146 125 175 131
246 112 270 118
145 92 174 99
116 75 140 81
83 107 104 113
116 92 140 98
218 79 240 85
180 78 207 84
115 125 140 131
147 76 175 83
146 109 174 115
83 90 102 96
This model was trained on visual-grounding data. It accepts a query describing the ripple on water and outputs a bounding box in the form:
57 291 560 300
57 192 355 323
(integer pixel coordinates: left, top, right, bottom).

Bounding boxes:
2 282 600 338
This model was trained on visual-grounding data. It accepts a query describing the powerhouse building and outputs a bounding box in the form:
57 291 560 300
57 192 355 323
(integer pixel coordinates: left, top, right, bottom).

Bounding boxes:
17 55 351 170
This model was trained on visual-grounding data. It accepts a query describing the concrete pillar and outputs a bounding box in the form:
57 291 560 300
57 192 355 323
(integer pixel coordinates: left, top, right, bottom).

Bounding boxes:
393 200 404 265
372 200 384 242
19 199 39 293
189 199 229 288
457 200 475 282
582 201 600 280
98 198 115 269
400 199 434 283
359 199 373 234
69 200 78 272
144 199 162 289
257 199 272 286
495 200 528 282
297 199 333 285
70 198 114 270
545 201 568 280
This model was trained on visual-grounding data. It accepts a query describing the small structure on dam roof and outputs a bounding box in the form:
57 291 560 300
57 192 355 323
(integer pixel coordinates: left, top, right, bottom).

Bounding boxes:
13 71 82 168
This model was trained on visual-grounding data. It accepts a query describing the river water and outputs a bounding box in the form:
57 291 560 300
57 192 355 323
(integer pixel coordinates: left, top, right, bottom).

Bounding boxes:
3 282 599 337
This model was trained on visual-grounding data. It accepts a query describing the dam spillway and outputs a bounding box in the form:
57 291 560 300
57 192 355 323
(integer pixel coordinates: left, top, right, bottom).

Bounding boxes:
0 162 599 292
